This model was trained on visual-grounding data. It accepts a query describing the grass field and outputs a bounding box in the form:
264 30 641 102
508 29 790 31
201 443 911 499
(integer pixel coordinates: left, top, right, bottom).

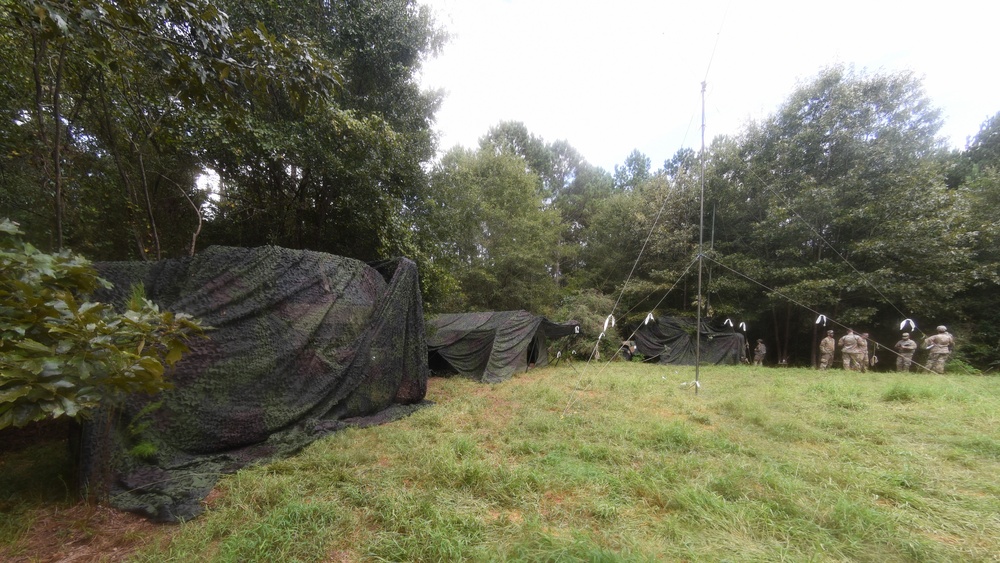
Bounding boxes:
3 363 1000 562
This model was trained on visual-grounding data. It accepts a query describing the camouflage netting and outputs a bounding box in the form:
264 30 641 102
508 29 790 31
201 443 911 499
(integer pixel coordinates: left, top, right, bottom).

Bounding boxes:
81 246 429 522
426 311 580 383
633 316 747 365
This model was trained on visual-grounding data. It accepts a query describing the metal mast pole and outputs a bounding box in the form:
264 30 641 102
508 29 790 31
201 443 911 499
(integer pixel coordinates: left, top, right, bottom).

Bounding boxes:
696 81 706 393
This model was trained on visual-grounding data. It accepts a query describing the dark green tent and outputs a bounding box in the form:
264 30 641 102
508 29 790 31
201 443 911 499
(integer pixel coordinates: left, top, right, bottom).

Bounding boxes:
633 316 747 365
82 246 429 522
427 311 580 383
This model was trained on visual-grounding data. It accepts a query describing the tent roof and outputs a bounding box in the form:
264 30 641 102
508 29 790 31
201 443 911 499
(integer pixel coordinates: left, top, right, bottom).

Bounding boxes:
84 246 429 521
427 311 579 383
633 316 747 365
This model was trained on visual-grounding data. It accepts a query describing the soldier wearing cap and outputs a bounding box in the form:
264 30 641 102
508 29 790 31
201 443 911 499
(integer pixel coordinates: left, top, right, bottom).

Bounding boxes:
818 330 835 370
838 329 864 371
923 325 955 374
894 332 918 372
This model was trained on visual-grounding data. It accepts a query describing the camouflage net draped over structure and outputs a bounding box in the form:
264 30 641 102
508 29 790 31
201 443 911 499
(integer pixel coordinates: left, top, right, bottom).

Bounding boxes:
633 316 747 365
427 311 580 383
84 246 429 522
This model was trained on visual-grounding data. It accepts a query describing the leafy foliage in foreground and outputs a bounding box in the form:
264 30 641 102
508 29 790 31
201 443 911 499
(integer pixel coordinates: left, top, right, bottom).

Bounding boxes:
0 219 203 429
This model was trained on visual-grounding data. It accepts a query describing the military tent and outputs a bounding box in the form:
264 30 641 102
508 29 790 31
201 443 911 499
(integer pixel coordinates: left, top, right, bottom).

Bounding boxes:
427 311 580 383
633 316 747 365
81 246 429 522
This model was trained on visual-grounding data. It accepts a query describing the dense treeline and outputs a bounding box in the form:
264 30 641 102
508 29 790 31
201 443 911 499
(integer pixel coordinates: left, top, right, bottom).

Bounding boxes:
1 0 438 261
1 1 997 368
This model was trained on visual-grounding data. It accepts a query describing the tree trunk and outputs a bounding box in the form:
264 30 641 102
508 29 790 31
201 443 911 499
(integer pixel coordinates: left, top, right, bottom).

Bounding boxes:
177 184 203 257
811 319 819 368
136 153 161 260
51 45 67 251
98 80 149 260
68 409 115 503
783 302 792 364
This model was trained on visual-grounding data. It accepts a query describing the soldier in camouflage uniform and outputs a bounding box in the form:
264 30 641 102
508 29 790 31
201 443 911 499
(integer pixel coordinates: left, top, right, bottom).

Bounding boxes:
818 330 835 370
894 332 918 372
858 332 871 372
753 339 767 366
838 329 863 371
923 325 955 374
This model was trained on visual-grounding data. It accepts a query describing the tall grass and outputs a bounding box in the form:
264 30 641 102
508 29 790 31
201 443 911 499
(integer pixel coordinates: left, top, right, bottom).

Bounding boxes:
6 364 1000 561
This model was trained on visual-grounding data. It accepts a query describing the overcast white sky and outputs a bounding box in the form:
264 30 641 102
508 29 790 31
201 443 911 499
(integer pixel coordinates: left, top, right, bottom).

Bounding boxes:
417 0 999 172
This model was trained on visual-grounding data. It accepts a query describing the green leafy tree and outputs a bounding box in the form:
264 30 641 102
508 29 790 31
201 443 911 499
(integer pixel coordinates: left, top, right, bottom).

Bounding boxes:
579 171 699 315
613 149 652 191
1 0 339 258
477 122 621 290
952 113 1000 368
705 67 975 362
418 147 561 313
0 219 203 429
661 147 697 179
551 158 615 288
480 121 555 195
200 0 444 261
967 111 1000 169
552 289 621 361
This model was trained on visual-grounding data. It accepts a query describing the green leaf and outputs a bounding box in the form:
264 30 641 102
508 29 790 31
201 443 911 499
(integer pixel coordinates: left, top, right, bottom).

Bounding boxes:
75 360 92 380
78 301 104 316
60 396 80 418
0 219 21 235
165 340 188 365
15 339 51 353
0 409 14 430
138 356 165 378
0 385 32 404
12 404 44 428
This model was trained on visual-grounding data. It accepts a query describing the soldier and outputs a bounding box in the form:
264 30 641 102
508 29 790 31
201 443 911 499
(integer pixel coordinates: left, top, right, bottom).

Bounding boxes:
859 332 870 372
818 329 835 370
753 339 766 366
838 329 863 371
923 325 955 374
894 332 918 372
620 340 637 361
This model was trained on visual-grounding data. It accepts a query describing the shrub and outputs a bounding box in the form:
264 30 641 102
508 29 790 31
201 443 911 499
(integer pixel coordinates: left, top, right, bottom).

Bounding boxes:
552 289 622 360
0 219 203 429
944 358 981 375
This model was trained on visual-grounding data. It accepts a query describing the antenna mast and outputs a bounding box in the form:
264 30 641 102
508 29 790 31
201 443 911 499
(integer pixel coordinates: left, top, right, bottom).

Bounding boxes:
695 81 706 393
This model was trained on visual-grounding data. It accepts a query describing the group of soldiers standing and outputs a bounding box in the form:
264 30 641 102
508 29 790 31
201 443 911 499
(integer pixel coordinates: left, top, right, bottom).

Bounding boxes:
817 325 955 374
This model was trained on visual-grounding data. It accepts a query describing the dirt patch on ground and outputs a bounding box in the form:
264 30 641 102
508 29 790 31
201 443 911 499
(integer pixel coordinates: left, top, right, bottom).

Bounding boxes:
1 420 173 562
0 503 170 563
